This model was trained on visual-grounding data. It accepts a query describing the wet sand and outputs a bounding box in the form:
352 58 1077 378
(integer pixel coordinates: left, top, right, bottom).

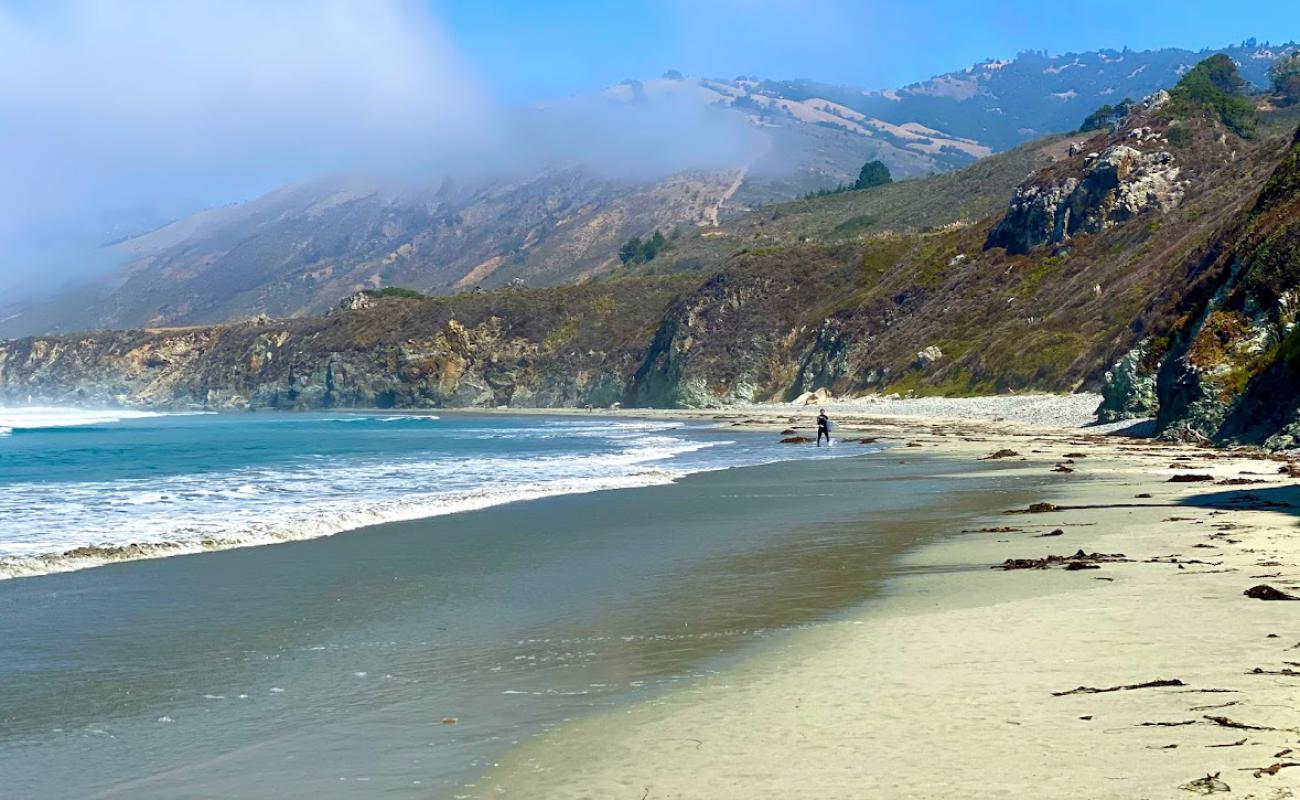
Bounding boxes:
473 412 1300 799
0 441 1043 799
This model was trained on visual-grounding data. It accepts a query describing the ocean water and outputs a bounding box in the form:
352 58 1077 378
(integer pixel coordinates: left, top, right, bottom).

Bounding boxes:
0 407 847 579
0 408 1045 799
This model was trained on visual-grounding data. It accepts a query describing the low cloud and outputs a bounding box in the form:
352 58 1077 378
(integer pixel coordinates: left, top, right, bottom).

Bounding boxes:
0 1 772 303
0 1 503 297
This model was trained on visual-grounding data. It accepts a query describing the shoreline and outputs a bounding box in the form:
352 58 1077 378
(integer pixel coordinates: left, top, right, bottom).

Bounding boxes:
469 407 1300 799
0 393 1097 582
1 411 833 582
12 395 1300 796
0 440 1033 799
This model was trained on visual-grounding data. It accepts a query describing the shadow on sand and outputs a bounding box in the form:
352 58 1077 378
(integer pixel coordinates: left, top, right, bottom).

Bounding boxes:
1180 483 1300 521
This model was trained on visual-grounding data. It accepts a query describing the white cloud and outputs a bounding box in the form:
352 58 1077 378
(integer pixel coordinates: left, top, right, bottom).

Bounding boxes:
0 0 495 296
0 0 768 301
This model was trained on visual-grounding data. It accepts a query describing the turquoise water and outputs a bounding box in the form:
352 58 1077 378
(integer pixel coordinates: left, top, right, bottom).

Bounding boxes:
0 408 848 579
0 408 1043 798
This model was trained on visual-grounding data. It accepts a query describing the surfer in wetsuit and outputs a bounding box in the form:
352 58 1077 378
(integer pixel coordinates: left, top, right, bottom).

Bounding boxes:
816 408 831 447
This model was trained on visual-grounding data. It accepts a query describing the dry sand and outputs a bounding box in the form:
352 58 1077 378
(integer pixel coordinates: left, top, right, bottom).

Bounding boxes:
466 400 1300 799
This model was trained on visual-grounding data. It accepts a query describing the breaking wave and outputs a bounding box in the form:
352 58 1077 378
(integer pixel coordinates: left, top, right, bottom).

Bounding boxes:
0 406 209 434
1 414 849 580
0 469 679 580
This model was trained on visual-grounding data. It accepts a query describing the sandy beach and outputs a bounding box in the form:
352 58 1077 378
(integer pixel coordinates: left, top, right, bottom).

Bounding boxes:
471 396 1300 799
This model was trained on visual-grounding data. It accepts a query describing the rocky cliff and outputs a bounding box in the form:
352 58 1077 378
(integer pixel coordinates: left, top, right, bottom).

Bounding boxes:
5 61 1300 451
0 280 687 410
1143 125 1300 447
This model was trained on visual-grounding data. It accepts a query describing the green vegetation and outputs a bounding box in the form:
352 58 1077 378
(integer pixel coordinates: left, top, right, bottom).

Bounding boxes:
542 317 579 352
1167 54 1258 138
1270 52 1300 105
854 160 892 190
618 230 671 265
828 214 879 238
801 184 851 200
362 287 425 300
801 159 893 199
1079 98 1134 132
1255 128 1300 214
1165 124 1192 148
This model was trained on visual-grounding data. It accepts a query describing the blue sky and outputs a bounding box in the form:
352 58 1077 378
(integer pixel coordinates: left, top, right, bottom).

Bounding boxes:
434 0 1300 102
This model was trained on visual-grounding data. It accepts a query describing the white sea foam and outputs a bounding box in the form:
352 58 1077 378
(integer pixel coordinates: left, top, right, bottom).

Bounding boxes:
0 406 208 431
2 422 698 578
0 415 857 580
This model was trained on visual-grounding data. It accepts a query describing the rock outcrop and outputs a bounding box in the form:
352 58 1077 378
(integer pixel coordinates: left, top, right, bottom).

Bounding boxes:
1096 342 1162 422
986 92 1194 255
986 141 1184 255
1151 125 1300 447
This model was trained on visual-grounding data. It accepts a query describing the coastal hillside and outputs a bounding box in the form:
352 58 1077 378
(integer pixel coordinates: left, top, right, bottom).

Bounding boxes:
5 43 1297 339
4 57 1300 446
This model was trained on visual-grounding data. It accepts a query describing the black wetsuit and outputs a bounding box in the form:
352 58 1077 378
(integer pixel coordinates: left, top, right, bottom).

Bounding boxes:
817 414 831 446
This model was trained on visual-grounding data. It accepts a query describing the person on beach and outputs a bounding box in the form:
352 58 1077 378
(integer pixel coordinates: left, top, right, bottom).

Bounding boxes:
816 408 832 447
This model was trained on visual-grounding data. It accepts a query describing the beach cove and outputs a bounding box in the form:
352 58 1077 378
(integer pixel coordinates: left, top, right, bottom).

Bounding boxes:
0 409 1046 798
473 404 1300 799
3 402 1299 798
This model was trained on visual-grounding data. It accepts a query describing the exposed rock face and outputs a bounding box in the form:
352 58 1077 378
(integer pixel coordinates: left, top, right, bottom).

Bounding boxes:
335 292 375 312
915 345 944 368
986 143 1184 254
0 287 667 411
1152 126 1300 446
1096 342 1161 422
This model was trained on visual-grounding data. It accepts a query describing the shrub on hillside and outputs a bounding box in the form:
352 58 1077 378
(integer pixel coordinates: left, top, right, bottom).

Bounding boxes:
854 160 893 190
1079 98 1134 132
1271 52 1300 105
1168 54 1258 138
362 287 425 300
619 230 670 265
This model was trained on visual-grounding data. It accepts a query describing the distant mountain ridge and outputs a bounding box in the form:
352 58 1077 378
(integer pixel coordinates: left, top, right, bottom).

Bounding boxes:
759 40 1297 150
2 39 1295 338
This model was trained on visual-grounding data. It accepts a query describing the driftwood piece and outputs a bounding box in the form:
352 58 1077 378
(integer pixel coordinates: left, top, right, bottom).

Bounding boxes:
1008 502 1062 514
1207 738 1247 748
1053 678 1185 696
1246 667 1300 677
1204 715 1299 733
1243 762 1300 778
1169 474 1215 483
981 449 1020 460
997 549 1128 571
1244 584 1300 601
1181 772 1230 794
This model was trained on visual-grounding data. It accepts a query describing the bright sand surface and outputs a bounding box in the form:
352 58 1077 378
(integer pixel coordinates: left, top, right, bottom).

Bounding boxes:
470 405 1300 799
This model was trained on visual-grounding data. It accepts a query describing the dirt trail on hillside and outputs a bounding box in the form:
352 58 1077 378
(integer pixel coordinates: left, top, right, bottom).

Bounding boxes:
703 163 750 227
